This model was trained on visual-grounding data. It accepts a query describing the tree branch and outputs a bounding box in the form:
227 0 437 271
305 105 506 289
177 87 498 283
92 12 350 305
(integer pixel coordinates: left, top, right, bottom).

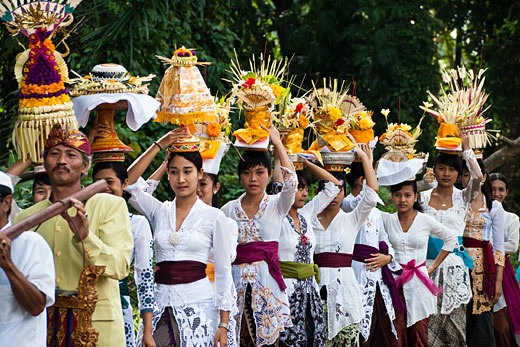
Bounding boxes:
484 135 520 172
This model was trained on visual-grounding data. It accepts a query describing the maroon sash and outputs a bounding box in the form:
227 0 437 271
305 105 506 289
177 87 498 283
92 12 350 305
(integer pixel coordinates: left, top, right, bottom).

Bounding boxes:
463 237 496 298
503 255 520 334
155 261 207 285
233 241 286 291
314 252 353 268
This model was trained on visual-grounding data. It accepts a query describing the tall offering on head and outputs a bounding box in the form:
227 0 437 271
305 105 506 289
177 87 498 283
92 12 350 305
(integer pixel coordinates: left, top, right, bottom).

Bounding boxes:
420 66 492 158
309 79 356 171
0 0 83 161
69 63 158 162
154 46 218 148
229 54 289 150
310 79 355 152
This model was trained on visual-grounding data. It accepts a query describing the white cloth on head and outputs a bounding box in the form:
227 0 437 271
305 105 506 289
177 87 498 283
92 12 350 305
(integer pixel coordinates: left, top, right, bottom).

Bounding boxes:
376 158 424 186
381 212 458 327
72 93 160 131
0 222 55 347
203 142 228 175
0 171 14 193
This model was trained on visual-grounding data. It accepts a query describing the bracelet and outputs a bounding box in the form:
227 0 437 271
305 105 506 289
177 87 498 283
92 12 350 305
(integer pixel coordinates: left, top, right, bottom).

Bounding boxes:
154 141 163 151
218 322 229 330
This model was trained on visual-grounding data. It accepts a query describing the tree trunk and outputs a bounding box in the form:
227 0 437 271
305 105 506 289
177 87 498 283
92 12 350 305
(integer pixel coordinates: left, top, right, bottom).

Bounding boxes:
484 136 520 171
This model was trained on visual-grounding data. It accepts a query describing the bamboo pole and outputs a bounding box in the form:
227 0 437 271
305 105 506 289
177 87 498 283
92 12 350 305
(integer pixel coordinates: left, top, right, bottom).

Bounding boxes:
4 180 108 240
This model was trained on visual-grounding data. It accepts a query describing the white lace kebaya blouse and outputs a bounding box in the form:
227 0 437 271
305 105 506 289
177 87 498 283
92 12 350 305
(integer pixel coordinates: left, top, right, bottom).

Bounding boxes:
129 214 155 314
312 185 379 340
277 181 339 346
381 212 458 327
127 177 236 344
342 189 400 341
221 170 297 346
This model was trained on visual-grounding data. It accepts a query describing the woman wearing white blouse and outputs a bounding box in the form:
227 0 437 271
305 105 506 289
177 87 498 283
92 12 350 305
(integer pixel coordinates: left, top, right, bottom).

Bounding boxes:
92 161 155 347
221 125 297 347
126 127 236 347
312 143 379 346
272 157 340 346
343 161 400 347
381 180 458 347
420 137 482 347
490 173 520 347
461 159 505 347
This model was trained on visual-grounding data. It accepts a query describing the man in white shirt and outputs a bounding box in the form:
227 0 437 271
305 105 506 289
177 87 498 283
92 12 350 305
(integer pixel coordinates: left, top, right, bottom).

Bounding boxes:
0 170 55 347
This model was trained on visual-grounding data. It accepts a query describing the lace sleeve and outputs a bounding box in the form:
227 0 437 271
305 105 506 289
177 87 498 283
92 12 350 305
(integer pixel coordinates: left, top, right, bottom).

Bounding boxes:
127 177 164 225
461 149 483 204
504 213 520 255
348 185 378 232
132 216 155 313
275 166 297 216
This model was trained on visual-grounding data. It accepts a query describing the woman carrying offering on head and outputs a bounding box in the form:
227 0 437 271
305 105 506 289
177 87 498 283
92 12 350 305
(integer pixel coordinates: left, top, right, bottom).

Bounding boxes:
126 127 236 347
312 143 380 346
221 124 297 347
382 179 458 347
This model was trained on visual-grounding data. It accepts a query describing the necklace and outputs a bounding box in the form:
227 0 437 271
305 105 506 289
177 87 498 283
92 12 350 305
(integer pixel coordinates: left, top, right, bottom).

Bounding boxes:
434 189 451 208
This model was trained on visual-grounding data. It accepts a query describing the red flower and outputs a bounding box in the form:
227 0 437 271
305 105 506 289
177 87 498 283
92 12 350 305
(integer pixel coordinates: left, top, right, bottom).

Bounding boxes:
301 234 308 244
241 77 256 89
335 119 345 126
295 103 304 114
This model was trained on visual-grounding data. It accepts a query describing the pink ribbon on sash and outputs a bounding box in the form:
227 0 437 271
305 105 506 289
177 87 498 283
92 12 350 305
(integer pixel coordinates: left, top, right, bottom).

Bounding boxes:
395 259 443 297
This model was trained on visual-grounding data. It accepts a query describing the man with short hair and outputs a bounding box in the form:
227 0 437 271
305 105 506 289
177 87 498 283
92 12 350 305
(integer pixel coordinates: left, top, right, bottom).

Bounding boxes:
0 170 55 346
15 125 133 346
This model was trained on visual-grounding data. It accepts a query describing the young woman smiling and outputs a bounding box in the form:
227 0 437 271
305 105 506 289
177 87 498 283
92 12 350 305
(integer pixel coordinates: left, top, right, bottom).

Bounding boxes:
421 136 482 347
490 173 520 347
381 180 458 347
126 127 236 347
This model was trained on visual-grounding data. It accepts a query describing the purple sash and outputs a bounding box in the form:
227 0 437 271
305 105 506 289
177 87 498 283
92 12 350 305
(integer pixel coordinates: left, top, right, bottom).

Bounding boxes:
234 241 286 292
503 255 520 334
353 241 406 312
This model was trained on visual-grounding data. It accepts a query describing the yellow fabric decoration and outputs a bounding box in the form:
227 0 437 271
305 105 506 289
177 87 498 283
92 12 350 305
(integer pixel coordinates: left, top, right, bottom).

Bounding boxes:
205 263 215 282
154 110 216 125
200 140 220 159
155 64 217 125
232 106 271 144
349 128 375 144
282 128 304 154
436 123 461 149
321 130 355 152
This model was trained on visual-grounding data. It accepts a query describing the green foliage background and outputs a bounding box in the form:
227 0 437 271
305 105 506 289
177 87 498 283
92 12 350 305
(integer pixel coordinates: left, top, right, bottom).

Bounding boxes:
1 0 520 334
